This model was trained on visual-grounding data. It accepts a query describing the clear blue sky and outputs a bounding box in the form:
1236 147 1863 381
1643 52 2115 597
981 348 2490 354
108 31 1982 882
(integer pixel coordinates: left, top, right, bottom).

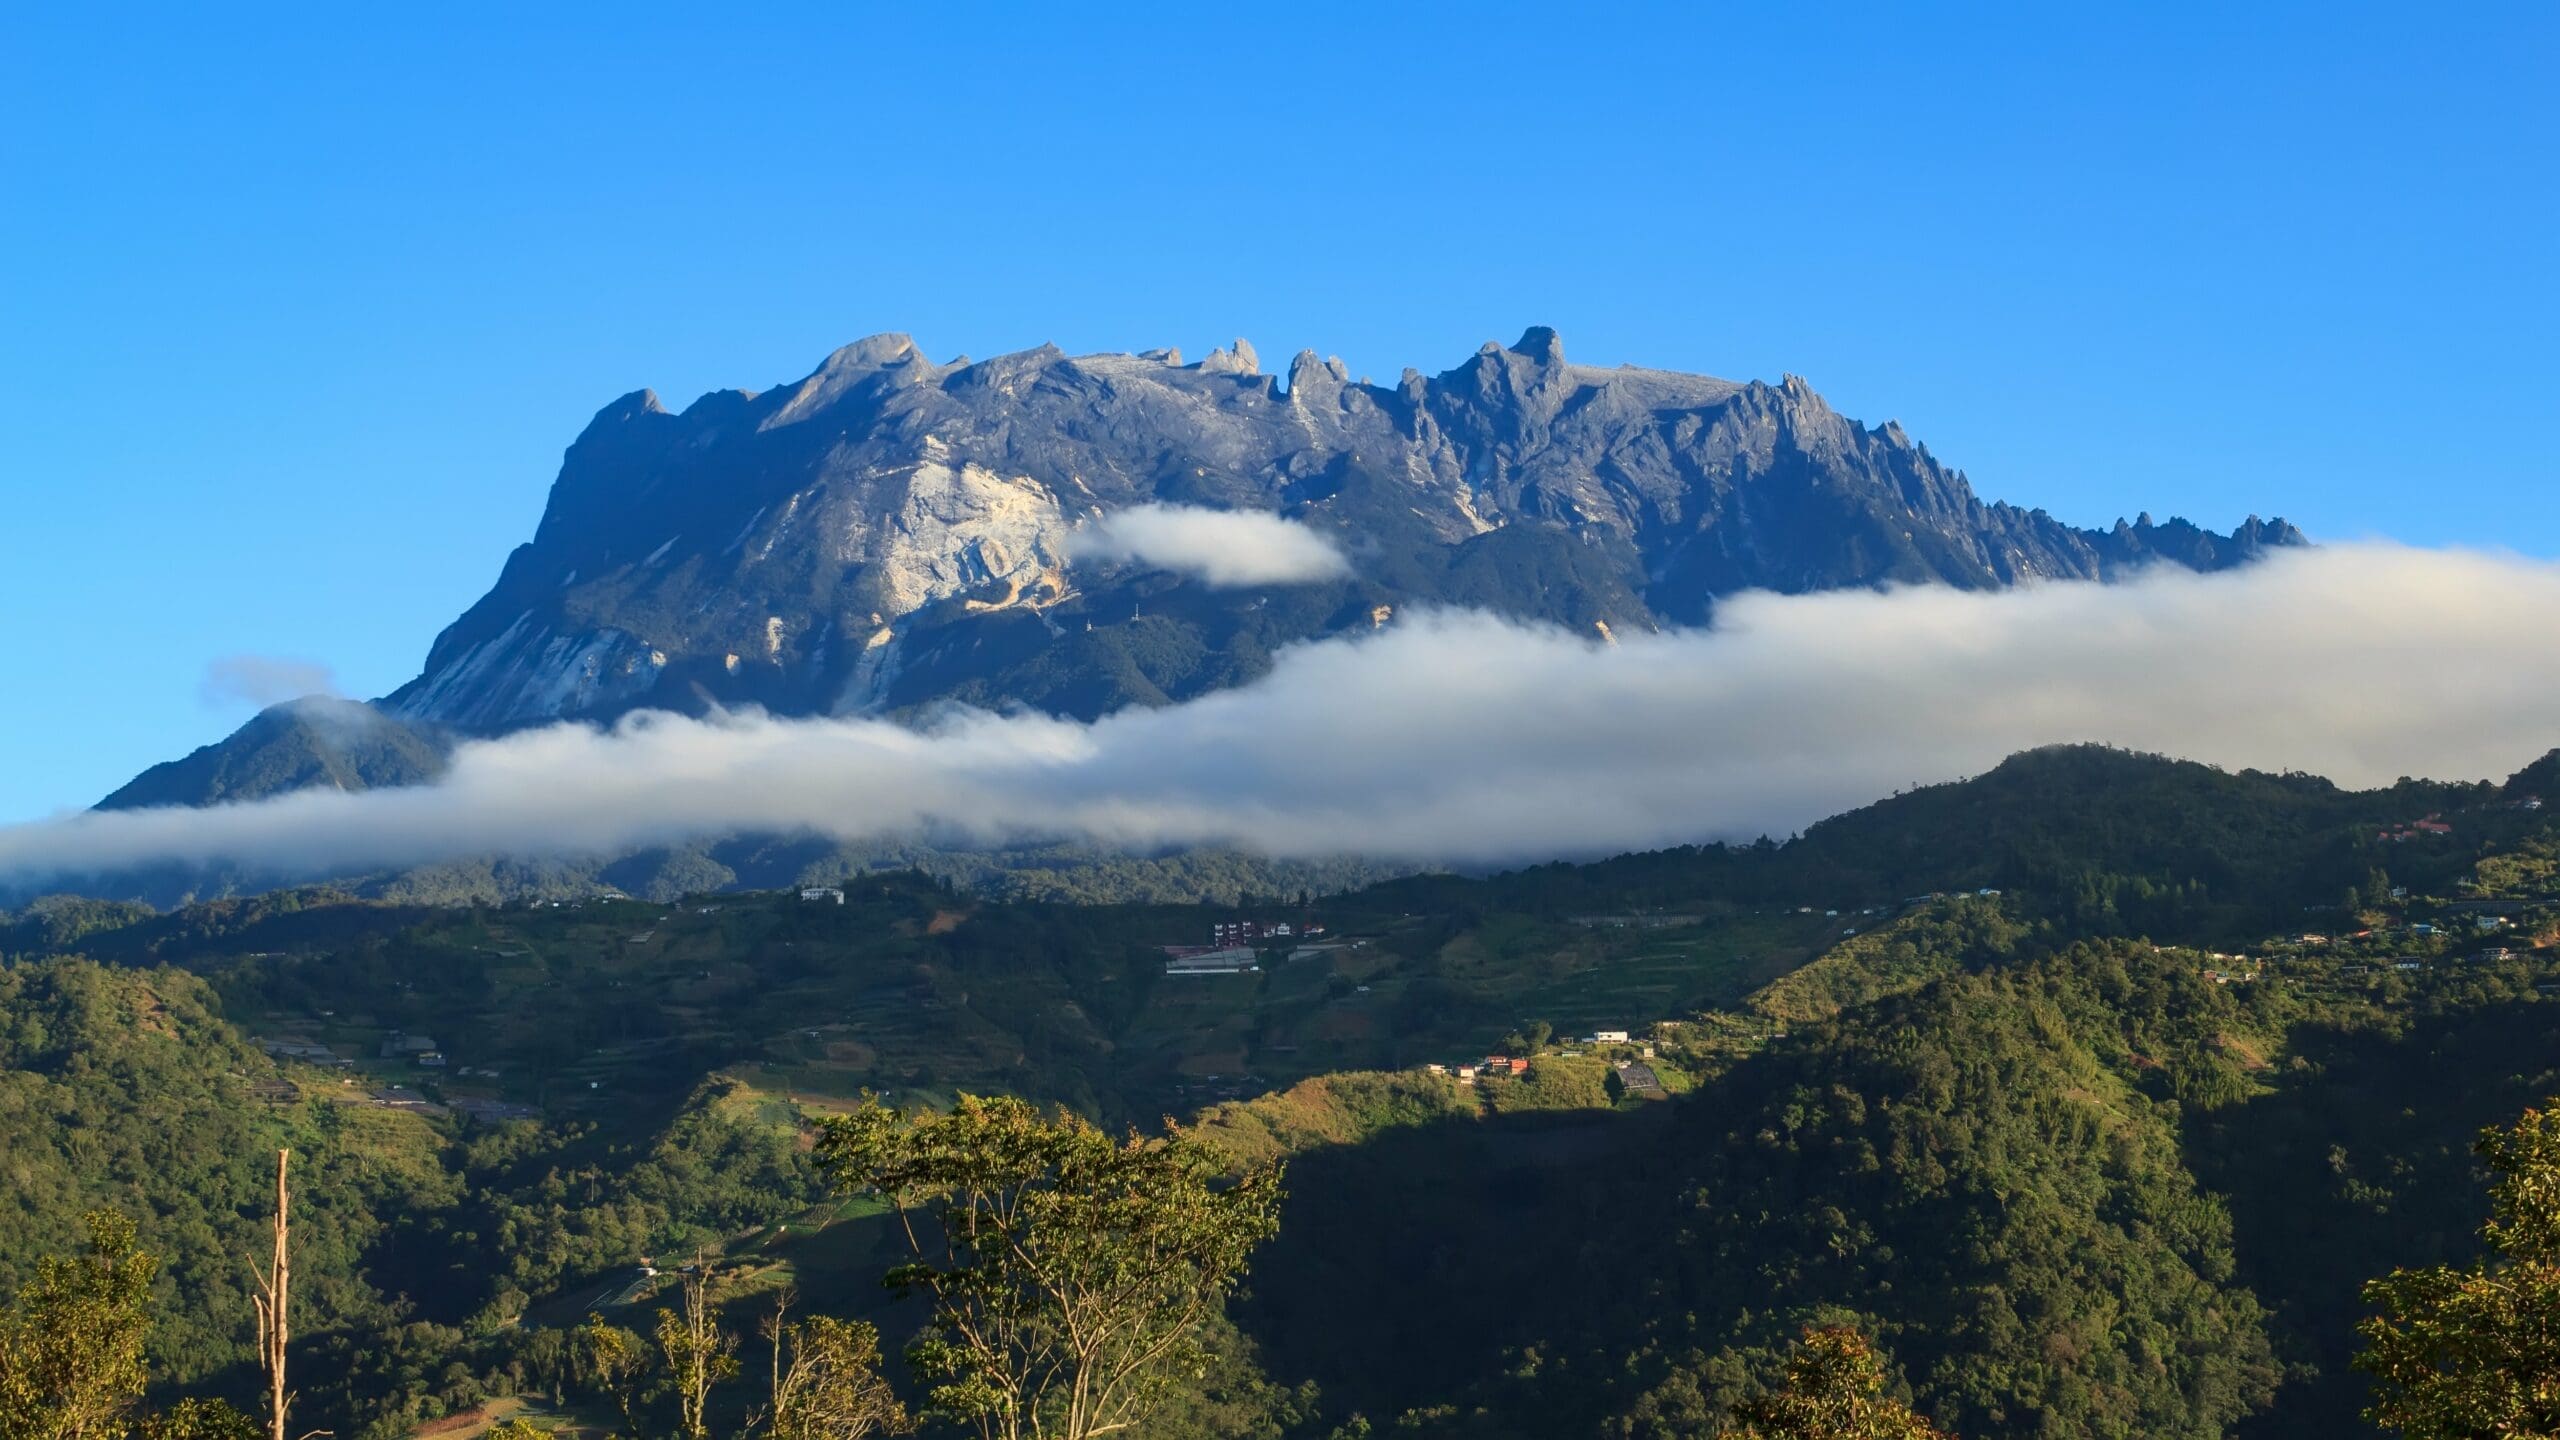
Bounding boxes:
3 3 2553 823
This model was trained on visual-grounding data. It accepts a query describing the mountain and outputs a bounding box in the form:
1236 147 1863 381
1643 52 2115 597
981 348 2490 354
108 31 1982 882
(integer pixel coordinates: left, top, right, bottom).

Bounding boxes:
380 326 2298 733
95 697 449 811
98 328 2300 821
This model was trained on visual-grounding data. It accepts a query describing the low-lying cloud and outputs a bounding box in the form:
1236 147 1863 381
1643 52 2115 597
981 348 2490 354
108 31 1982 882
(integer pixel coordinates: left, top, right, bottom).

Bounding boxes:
1064 503 1351 586
11 543 2560 886
199 654 339 710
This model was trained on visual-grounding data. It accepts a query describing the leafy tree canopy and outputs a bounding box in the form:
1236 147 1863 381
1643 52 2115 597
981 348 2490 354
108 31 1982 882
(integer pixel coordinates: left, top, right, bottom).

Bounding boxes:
817 1094 1284 1440
1721 1327 1952 1440
2359 1099 2560 1438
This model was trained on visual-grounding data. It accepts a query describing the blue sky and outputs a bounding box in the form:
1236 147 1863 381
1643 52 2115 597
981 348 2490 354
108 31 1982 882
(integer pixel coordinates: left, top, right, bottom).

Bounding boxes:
2 3 2553 823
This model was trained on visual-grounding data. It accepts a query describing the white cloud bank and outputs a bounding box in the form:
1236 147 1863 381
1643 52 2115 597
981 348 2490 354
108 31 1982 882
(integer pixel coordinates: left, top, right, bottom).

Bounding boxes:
1064 503 1351 586
10 543 2560 885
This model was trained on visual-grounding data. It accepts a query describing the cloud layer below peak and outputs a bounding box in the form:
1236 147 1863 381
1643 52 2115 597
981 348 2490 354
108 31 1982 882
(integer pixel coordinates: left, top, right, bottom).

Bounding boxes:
8 543 2560 888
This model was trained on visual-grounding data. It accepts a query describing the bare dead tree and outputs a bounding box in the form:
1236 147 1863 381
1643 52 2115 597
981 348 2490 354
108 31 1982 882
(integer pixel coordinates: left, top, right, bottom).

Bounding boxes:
657 1259 737 1440
249 1149 291 1440
759 1290 910 1440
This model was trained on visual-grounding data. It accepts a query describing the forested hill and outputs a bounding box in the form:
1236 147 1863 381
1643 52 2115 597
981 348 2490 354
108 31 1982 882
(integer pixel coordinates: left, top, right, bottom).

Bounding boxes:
6 742 2560 1437
96 699 450 812
1235 926 2285 1438
1372 742 2517 934
0 958 823 1434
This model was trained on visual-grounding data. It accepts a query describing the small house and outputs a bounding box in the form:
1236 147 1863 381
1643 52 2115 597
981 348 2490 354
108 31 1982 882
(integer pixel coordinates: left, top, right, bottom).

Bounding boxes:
1612 1061 1665 1098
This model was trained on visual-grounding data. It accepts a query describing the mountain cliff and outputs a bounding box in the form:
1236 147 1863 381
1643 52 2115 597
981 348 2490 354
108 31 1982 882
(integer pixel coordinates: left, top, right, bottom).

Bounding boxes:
114 327 2301 810
382 326 2300 732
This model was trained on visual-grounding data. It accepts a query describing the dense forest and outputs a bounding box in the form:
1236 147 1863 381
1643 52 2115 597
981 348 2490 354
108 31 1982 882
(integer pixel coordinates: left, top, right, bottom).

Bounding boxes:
6 743 2560 1437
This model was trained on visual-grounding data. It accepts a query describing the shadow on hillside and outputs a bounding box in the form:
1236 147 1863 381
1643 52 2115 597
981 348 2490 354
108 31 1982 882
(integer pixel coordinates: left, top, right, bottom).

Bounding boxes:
2190 1001 2560 1440
1232 1098 1688 1422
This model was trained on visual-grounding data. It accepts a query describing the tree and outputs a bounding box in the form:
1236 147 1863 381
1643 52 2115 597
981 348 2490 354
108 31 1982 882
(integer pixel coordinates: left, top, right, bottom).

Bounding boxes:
572 1316 649 1435
1718 1327 1952 1440
135 1403 259 1440
816 1094 1285 1440
2357 1098 2560 1437
0 1211 156 1440
656 1267 740 1440
0 1213 259 1440
760 1295 910 1440
247 1150 291 1440
576 1280 904 1440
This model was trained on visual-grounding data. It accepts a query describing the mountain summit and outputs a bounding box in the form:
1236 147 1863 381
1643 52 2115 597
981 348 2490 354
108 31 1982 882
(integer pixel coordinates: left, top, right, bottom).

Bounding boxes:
367 328 2298 735
99 329 2300 820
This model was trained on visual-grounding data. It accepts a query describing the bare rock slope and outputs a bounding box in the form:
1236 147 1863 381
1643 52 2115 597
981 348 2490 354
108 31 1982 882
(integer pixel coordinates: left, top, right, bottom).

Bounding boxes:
368 326 2299 736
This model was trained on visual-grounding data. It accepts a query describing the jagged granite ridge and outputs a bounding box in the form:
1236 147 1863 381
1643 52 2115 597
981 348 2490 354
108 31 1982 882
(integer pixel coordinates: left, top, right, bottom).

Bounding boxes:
368 326 2299 735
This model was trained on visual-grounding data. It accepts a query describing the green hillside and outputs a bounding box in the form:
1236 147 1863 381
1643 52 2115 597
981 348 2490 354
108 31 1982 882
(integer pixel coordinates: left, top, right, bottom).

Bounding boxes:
7 745 2560 1437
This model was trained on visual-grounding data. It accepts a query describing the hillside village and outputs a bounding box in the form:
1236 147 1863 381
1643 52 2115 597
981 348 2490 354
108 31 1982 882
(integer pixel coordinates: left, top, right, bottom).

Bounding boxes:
178 783 2560 1158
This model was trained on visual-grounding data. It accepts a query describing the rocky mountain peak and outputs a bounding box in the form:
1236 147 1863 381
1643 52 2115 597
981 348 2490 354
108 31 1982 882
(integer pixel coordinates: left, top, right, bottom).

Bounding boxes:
1199 338 1260 375
586 389 669 428
1287 349 1351 401
1509 325 1565 365
343 327 2309 740
826 331 922 369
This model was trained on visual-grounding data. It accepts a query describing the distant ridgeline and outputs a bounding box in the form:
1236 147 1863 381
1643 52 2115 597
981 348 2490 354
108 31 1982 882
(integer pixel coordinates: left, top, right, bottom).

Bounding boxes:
65 328 2299 904
7 743 2560 1438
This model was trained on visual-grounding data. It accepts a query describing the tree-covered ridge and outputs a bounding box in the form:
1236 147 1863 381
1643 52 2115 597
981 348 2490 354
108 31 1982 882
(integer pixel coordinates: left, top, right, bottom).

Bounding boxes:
0 959 427 1388
5 743 2560 1436
95 701 449 813
1382 742 2516 938
1223 934 2285 1439
0 958 828 1438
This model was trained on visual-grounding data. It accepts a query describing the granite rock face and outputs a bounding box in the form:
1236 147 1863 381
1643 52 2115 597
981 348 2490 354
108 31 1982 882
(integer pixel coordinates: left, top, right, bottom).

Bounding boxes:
370 326 2300 736
107 328 2302 814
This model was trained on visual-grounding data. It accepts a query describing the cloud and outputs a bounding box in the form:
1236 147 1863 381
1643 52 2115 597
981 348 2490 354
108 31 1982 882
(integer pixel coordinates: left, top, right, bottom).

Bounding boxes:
1064 503 1351 587
199 654 339 710
9 543 2560 885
